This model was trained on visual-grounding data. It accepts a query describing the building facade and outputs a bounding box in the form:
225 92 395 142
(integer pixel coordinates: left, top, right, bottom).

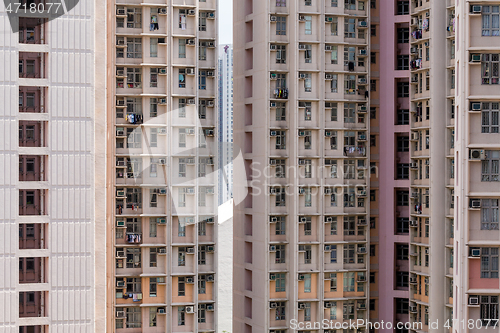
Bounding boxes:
106 0 219 332
3 0 106 332
234 0 371 331
218 44 234 205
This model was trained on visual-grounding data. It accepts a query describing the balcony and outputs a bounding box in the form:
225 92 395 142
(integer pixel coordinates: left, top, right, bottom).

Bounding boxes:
19 17 45 44
19 155 45 181
19 257 45 283
19 87 45 113
19 52 45 79
19 291 45 318
19 121 45 147
19 189 46 216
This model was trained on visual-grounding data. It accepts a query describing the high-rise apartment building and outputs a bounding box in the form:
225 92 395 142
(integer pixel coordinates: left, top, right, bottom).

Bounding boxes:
218 44 234 205
2 1 106 332
455 0 500 330
106 0 219 331
234 0 371 331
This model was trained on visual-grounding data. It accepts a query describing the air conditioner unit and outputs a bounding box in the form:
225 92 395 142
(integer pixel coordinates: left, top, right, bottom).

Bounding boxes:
158 128 167 135
270 101 277 108
299 73 306 79
116 99 125 106
357 218 367 226
469 149 485 160
325 216 333 223
159 68 167 75
324 188 332 194
185 306 195 313
158 7 167 14
358 78 367 84
298 15 306 21
207 245 215 253
470 102 482 111
357 190 367 197
207 274 214 281
207 304 215 311
186 68 195 75
358 134 367 141
425 248 430 254
411 75 418 83
116 219 125 227
410 220 418 227
187 9 196 15
205 129 214 136
270 302 278 308
411 132 419 141
116 250 125 258
116 310 126 318
470 54 481 63
357 301 366 310
270 273 276 280
470 199 481 209
116 69 124 76
409 305 417 313
357 274 366 282
116 8 126 16
159 98 167 105
298 274 305 280
116 39 125 46
298 130 306 137
410 162 418 169
186 247 195 254
357 246 367 254
299 245 306 252
187 187 195 194
158 38 166 44
270 15 277 22
207 71 214 77
116 160 125 167
298 159 307 165
299 216 308 223
325 45 332 51
469 295 479 305
270 73 277 80
116 280 125 287
158 188 167 195
270 216 278 223
411 17 418 25
208 12 215 19
186 158 195 165
157 217 166 224
116 129 125 136
324 245 331 251
470 5 482 14
158 158 167 165
116 190 126 198
410 276 417 284
325 74 333 80
298 44 307 50
325 16 334 22
159 247 167 254
411 46 418 54
358 21 367 27
270 44 277 50
186 277 195 284
187 128 195 134
187 39 195 46
208 41 215 48
358 105 367 113
325 301 333 308
359 49 367 56
298 302 306 309
471 248 481 257
207 100 214 107
269 245 277 252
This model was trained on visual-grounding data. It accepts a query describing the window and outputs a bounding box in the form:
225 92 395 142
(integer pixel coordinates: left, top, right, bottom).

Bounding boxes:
276 0 286 6
178 39 186 58
331 18 338 36
303 130 312 149
126 248 141 268
275 187 286 207
178 218 186 236
178 277 186 296
397 136 409 152
397 217 409 234
150 38 158 57
482 6 500 36
343 216 356 236
303 274 311 293
330 245 337 263
178 307 185 326
275 273 286 292
149 128 158 147
275 130 286 149
127 68 142 88
370 244 376 256
482 54 500 85
275 159 286 178
198 187 206 207
329 217 337 235
275 302 286 321
482 102 500 133
331 0 337 6
149 218 157 237
330 131 338 150
481 199 499 230
149 189 157 208
344 103 356 123
344 18 356 38
199 12 207 31
396 244 409 260
482 151 500 181
480 296 499 325
198 221 206 236
304 74 312 92
126 7 142 28
126 188 142 208
343 271 355 292
330 74 338 93
126 307 142 328
396 298 409 314
397 28 409 43
276 16 286 35
305 48 312 63
396 0 409 15
370 24 376 36
396 272 409 288
397 109 410 125
343 244 356 264
481 248 499 278
198 305 206 323
396 190 409 206
198 102 206 119
396 163 410 179
397 55 409 70
276 44 286 64
370 52 376 64
149 278 157 297
304 16 312 35
179 9 187 29
370 79 376 92
198 276 206 294
397 82 409 97
276 102 286 121
178 248 186 266
370 107 376 119
178 98 186 118
345 0 355 10
329 274 337 292
199 70 207 90
127 38 142 58
275 245 285 263
275 216 286 235
150 98 158 117
329 103 338 121
199 44 207 60
179 128 186 148
344 75 356 94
